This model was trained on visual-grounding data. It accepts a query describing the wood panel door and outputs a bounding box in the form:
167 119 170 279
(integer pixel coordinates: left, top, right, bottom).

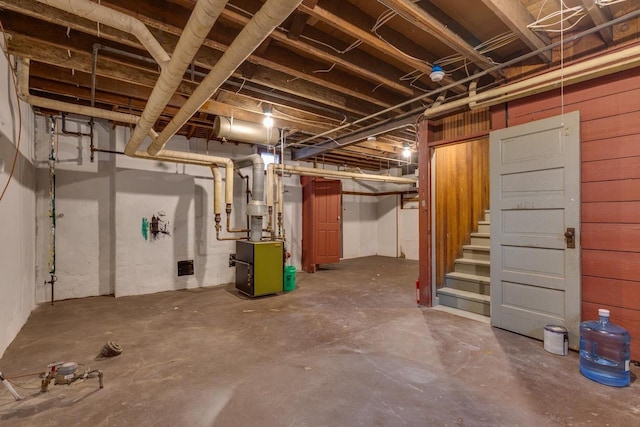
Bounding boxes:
490 111 581 346
314 179 341 264
302 177 341 272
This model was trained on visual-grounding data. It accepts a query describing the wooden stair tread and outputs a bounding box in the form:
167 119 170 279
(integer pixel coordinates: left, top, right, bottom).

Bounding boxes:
446 271 490 284
470 232 490 238
455 258 490 266
463 245 490 252
437 287 491 303
432 305 490 322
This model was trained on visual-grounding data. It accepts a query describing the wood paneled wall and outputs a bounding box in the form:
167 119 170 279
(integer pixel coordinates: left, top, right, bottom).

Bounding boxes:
433 110 490 287
505 67 640 359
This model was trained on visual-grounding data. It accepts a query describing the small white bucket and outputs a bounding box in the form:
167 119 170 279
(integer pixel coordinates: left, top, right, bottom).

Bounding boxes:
544 325 568 356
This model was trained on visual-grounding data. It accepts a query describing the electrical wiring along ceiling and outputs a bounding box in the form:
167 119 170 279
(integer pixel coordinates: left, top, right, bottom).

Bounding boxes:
0 0 637 170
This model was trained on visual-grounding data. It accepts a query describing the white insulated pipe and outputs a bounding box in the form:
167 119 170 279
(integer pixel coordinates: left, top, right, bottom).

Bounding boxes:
424 44 640 118
210 165 223 215
266 164 274 208
277 172 283 217
280 164 417 185
124 0 229 156
146 0 303 155
213 116 279 145
37 0 170 67
156 149 234 205
16 58 140 125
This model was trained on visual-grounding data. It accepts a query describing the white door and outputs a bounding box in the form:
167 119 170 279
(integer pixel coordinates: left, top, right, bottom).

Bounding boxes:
490 111 581 347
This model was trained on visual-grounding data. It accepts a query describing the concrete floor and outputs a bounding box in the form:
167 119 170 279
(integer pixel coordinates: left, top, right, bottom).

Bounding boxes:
0 256 637 426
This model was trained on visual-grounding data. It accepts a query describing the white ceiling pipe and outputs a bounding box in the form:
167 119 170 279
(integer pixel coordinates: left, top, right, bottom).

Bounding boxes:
471 51 640 110
266 164 274 208
210 165 223 215
424 44 640 118
279 164 417 185
124 0 229 156
213 116 279 145
37 0 170 67
277 172 283 218
16 58 139 125
156 149 234 205
146 0 303 156
17 58 239 211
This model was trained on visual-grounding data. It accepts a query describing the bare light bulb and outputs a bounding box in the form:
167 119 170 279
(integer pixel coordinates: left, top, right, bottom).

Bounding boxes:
263 114 273 128
402 146 411 158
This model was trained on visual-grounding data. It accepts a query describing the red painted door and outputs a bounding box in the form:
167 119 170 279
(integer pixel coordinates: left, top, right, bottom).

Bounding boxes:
302 177 341 272
314 180 341 264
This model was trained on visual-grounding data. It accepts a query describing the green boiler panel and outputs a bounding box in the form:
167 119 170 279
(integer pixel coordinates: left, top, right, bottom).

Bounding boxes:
235 241 284 297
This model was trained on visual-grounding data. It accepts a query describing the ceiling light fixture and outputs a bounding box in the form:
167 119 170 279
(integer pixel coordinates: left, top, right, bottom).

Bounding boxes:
262 104 273 128
402 143 411 158
429 65 445 82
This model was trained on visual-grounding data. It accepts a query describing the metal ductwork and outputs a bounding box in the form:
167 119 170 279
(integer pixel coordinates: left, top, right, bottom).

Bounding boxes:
213 116 279 145
234 154 266 242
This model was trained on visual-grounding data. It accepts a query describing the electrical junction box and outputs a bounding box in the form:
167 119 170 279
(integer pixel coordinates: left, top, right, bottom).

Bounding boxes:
235 241 283 297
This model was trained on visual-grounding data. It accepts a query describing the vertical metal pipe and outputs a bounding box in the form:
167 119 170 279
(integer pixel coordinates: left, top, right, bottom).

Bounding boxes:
91 44 99 108
47 117 57 305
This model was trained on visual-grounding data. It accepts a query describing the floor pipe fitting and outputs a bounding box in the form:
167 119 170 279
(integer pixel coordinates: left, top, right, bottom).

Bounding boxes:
0 372 22 401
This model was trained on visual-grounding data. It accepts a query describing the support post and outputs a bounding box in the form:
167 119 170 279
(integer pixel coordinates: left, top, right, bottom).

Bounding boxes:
418 119 435 306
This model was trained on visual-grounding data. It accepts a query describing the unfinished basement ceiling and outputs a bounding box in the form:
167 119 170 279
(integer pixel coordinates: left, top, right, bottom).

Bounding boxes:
1 0 639 169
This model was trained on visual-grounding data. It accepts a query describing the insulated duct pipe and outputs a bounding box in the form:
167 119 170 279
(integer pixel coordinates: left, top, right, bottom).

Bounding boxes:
233 154 265 242
16 58 140 125
18 57 237 199
277 164 417 185
146 0 303 155
213 116 279 145
37 0 171 67
424 43 640 118
123 0 228 156
210 165 223 216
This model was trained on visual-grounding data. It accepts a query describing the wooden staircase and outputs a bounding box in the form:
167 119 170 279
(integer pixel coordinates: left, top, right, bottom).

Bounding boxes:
436 210 491 317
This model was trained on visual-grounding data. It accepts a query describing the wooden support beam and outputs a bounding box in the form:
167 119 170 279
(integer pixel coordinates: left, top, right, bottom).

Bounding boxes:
580 0 614 45
418 119 434 306
480 0 552 63
287 0 318 40
377 0 498 72
0 0 403 118
298 1 467 93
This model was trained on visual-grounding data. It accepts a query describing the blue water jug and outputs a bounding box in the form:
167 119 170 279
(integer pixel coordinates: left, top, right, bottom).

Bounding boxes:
579 309 630 387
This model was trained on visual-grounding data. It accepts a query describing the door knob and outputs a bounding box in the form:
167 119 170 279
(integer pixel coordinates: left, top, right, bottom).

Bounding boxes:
565 227 575 249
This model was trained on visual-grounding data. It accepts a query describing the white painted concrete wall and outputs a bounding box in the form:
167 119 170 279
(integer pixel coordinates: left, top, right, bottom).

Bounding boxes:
377 195 398 257
30 116 419 303
399 203 419 260
0 50 36 357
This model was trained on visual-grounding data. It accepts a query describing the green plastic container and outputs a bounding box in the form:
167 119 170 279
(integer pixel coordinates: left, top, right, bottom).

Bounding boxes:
283 266 296 292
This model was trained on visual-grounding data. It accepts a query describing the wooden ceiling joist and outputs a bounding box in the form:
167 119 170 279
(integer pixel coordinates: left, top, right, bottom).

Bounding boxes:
480 0 552 63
